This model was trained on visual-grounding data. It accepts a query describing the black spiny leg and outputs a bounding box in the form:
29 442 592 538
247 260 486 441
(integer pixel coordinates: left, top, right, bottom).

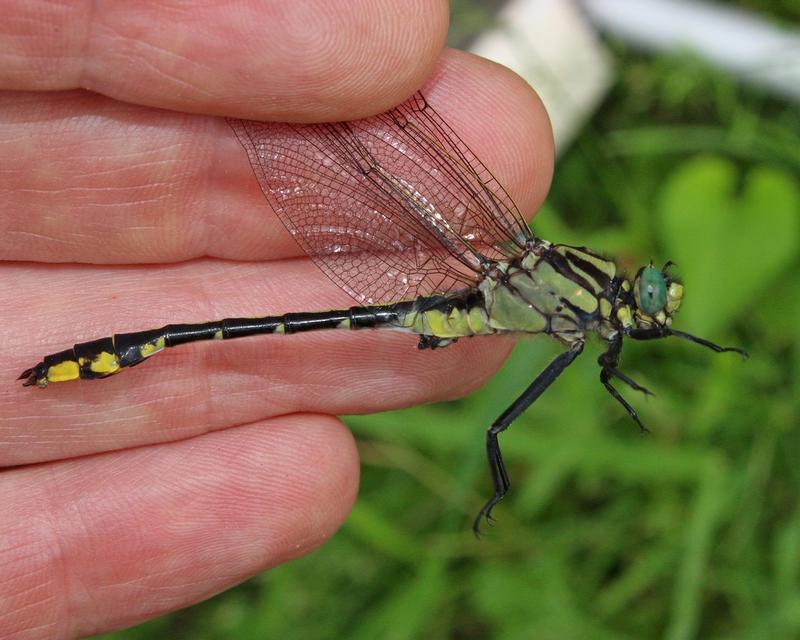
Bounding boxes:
628 327 748 358
473 339 585 536
598 334 650 434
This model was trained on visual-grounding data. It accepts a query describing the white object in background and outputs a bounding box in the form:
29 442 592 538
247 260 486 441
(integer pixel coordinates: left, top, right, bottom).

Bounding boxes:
470 0 613 154
581 0 800 102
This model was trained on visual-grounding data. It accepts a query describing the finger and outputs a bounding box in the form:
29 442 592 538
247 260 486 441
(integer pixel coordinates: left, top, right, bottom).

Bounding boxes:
0 0 448 120
0 415 359 638
1 50 554 264
3 258 516 465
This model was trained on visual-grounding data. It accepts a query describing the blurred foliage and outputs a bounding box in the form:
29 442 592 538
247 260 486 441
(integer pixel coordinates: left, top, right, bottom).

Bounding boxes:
99 2 799 639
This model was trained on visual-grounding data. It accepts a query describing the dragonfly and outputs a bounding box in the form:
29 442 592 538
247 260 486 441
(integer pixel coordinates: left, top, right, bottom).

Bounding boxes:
18 92 747 533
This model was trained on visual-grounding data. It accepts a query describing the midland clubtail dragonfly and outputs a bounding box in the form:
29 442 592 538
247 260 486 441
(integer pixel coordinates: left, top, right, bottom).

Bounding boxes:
19 92 746 533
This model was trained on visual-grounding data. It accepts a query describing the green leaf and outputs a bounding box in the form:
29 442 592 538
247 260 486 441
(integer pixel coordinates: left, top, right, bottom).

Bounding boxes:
656 156 799 335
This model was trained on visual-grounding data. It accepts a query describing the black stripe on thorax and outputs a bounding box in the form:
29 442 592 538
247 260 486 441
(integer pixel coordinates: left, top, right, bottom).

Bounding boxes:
542 248 596 294
562 249 612 292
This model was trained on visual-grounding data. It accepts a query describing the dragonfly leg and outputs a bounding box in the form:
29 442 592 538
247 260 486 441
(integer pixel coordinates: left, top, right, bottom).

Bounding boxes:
598 334 653 396
607 368 653 396
598 335 649 434
628 327 748 358
417 335 458 350
473 339 585 536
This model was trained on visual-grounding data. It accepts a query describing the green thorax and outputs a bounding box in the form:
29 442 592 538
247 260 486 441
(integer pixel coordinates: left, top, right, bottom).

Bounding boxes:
480 244 619 341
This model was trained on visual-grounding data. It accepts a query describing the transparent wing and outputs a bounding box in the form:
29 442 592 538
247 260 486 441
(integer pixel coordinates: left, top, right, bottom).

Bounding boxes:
228 92 533 304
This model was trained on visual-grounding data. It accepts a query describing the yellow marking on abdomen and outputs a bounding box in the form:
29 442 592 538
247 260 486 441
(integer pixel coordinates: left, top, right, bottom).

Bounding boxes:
47 360 80 383
467 306 490 334
420 307 488 338
88 351 120 375
140 337 166 357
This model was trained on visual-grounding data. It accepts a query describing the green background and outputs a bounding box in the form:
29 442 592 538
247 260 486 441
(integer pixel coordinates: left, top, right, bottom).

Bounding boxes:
100 1 800 638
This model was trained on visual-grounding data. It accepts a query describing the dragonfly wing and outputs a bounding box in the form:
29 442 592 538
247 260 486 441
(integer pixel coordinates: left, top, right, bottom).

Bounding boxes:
229 92 533 304
378 92 534 255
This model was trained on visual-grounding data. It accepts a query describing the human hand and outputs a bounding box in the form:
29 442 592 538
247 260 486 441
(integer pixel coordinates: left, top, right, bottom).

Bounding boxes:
0 1 553 636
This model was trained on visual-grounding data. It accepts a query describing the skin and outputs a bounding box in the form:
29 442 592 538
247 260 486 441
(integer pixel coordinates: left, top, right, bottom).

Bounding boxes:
0 1 554 637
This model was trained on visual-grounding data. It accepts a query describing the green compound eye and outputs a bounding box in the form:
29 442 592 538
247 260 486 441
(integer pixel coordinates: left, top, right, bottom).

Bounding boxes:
638 265 668 315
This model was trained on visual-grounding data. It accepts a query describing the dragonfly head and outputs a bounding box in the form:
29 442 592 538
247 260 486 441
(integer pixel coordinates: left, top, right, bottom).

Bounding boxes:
631 262 683 328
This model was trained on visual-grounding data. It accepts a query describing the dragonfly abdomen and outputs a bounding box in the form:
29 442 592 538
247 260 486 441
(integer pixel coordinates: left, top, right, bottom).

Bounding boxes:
18 296 497 388
17 306 394 387
396 295 494 339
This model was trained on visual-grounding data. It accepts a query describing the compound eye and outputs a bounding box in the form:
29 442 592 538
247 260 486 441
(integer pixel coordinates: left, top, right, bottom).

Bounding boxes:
638 265 668 315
